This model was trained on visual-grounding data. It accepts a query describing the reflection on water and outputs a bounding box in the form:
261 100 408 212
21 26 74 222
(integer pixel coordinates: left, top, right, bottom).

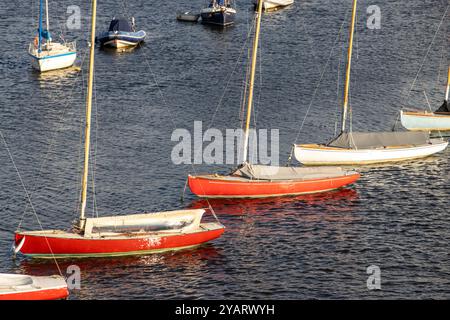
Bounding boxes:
188 188 359 216
16 246 223 300
1 0 449 299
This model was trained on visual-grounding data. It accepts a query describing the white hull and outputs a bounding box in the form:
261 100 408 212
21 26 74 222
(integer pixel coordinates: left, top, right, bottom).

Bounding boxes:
294 140 448 165
31 53 76 72
29 42 76 72
400 110 450 131
103 39 139 49
253 0 294 11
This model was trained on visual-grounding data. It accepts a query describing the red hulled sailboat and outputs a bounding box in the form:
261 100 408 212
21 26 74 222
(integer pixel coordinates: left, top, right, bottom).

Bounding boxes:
14 0 224 259
188 0 360 199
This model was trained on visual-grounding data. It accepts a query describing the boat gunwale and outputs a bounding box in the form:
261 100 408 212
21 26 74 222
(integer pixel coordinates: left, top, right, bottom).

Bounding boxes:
188 171 360 183
16 222 224 240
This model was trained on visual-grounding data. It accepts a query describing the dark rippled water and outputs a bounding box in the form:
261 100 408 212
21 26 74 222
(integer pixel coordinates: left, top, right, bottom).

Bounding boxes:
0 0 449 299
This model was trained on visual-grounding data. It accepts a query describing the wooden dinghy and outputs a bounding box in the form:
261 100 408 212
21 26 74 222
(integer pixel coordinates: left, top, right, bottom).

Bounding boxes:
0 274 68 300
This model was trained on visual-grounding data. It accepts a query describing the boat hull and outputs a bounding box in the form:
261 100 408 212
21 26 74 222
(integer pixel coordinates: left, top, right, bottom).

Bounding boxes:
201 8 236 26
0 274 68 300
14 223 224 258
400 110 450 131
294 141 449 165
97 31 146 48
188 173 360 198
30 52 76 72
0 286 69 300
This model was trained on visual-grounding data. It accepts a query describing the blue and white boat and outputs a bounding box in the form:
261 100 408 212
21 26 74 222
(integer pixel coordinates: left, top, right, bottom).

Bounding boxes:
28 0 76 72
97 18 146 49
201 0 236 27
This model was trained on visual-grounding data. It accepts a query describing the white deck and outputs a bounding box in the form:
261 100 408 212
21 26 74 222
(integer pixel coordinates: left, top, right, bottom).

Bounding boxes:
0 274 67 295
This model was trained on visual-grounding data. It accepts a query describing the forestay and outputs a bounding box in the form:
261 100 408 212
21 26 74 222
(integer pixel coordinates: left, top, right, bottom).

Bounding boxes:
327 131 431 149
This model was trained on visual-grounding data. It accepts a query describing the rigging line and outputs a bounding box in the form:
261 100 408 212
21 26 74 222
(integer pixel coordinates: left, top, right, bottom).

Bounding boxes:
207 20 256 130
0 130 63 277
239 49 250 129
240 46 252 130
19 48 90 228
91 67 99 218
402 4 449 108
334 32 345 136
134 30 261 222
134 42 220 219
253 25 262 132
436 43 445 90
423 90 443 139
298 8 322 74
292 8 350 145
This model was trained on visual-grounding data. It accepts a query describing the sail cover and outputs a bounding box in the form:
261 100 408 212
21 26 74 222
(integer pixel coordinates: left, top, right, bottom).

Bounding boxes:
435 100 449 113
327 131 430 149
232 163 349 180
108 18 132 32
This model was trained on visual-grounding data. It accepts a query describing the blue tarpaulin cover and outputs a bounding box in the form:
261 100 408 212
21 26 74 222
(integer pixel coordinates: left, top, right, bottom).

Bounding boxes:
108 18 132 32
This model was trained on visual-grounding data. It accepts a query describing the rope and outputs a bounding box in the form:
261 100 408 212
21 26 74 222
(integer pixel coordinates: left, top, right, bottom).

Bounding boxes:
401 4 449 108
0 130 63 277
18 47 89 229
292 8 350 146
208 20 256 130
135 42 225 223
423 91 443 139
180 178 188 202
207 203 222 226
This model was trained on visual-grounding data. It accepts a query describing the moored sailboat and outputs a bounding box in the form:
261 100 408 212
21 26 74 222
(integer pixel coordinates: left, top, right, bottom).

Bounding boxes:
28 0 76 72
294 0 448 166
15 0 224 259
400 66 450 131
201 0 236 27
188 0 360 199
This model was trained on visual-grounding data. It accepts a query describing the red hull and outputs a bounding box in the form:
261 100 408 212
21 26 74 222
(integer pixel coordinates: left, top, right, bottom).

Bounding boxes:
0 287 68 300
15 227 224 258
188 173 360 198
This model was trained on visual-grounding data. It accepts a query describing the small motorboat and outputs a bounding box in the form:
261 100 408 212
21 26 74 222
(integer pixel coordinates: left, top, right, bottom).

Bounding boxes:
97 17 146 49
177 11 200 22
0 274 68 300
201 0 236 27
252 0 294 12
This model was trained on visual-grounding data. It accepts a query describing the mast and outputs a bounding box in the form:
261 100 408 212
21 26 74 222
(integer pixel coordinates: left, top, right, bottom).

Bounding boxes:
79 0 97 230
38 0 43 52
445 65 450 103
341 0 357 133
242 0 263 164
45 0 50 39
